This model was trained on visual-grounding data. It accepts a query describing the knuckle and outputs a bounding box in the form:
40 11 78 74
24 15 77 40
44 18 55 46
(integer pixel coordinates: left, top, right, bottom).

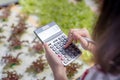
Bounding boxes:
72 31 77 36
70 29 75 33
83 28 88 32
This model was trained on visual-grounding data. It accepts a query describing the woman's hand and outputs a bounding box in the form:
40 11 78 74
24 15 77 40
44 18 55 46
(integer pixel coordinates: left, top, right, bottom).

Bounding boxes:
64 28 95 52
43 43 68 80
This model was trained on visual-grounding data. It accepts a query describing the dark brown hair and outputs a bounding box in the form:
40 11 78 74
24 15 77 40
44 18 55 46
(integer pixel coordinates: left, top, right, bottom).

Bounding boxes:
93 0 120 74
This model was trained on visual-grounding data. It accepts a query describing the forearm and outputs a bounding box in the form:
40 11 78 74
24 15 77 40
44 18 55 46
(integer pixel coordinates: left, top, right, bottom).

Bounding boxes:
52 67 68 80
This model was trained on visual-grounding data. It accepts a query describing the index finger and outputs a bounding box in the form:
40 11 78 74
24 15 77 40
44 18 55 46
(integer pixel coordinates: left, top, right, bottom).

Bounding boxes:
64 33 73 48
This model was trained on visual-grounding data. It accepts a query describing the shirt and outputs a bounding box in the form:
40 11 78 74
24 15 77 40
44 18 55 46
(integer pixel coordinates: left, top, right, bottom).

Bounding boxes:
78 66 120 80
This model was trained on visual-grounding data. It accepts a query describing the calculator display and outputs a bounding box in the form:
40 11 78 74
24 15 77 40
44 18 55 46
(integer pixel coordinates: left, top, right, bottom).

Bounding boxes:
37 25 61 41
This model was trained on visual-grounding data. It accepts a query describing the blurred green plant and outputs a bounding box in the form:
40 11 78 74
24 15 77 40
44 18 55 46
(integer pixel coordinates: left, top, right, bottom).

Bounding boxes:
81 50 94 65
20 0 95 34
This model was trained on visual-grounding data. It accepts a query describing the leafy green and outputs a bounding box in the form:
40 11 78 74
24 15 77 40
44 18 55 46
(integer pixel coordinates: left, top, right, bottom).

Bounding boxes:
20 0 95 34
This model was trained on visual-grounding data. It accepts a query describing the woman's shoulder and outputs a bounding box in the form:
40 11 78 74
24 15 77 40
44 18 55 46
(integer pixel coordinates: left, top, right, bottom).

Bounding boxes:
79 65 120 80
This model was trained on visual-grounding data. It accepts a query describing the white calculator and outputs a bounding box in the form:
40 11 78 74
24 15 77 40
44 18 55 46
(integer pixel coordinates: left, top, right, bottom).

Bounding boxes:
34 22 81 66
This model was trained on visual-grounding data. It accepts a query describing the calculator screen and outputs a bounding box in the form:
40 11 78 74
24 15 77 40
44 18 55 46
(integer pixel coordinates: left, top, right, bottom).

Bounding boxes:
38 25 61 41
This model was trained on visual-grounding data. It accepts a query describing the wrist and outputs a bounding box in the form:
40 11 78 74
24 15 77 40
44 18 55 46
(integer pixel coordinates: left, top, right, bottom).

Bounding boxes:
52 66 67 80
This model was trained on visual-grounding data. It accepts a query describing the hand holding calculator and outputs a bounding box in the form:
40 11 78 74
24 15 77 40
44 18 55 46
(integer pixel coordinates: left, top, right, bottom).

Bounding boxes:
34 22 82 66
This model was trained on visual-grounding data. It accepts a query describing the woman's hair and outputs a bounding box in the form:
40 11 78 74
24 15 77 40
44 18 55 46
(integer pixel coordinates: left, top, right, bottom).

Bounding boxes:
93 0 120 74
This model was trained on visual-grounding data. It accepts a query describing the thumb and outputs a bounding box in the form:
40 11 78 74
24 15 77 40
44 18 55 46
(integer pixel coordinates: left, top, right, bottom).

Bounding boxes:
43 43 52 54
43 43 57 57
43 43 49 51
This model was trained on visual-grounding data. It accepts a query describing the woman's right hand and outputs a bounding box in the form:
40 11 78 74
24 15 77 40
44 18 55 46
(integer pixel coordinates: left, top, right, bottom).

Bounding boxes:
64 28 94 52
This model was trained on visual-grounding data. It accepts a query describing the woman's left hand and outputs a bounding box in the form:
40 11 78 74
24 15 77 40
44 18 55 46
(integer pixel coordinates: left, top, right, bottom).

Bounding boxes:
43 43 67 80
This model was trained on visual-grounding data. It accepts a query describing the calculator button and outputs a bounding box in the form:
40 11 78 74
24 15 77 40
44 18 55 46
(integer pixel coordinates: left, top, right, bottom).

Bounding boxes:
64 54 70 59
71 44 76 48
64 54 68 58
48 43 52 46
63 38 67 42
52 47 57 51
53 39 58 43
76 49 81 53
63 41 67 45
68 47 72 50
61 42 65 46
49 45 54 48
67 57 71 61
54 43 58 47
59 48 64 52
57 42 60 44
61 51 66 55
50 45 56 51
64 49 69 53
61 37 65 41
71 50 75 53
59 43 63 47
73 53 78 56
70 54 75 58
64 54 71 61
54 50 59 54
62 35 66 38
63 60 68 64
58 37 62 41
56 45 61 49
69 53 74 58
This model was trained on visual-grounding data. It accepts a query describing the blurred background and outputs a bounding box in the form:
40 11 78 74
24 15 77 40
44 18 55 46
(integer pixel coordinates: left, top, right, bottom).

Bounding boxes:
0 0 99 80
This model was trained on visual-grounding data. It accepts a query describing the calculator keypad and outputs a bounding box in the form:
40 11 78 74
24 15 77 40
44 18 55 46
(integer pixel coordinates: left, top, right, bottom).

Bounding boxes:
48 34 81 65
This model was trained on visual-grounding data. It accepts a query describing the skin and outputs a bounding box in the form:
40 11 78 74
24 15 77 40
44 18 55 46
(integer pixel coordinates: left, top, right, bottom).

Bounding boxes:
43 28 95 80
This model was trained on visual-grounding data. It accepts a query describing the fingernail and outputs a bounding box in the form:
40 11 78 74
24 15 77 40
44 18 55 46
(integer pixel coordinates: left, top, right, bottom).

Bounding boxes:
58 54 62 57
64 45 66 48
64 44 68 48
61 57 64 61
58 54 64 60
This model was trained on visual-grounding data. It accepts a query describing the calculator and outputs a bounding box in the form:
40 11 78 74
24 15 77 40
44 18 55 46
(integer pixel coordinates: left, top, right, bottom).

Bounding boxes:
34 22 81 66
